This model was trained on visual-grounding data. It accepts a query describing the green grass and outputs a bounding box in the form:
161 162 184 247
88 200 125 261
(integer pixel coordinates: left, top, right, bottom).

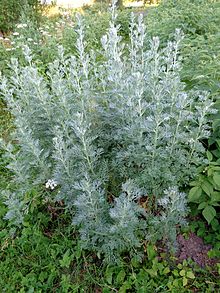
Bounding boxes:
0 204 219 292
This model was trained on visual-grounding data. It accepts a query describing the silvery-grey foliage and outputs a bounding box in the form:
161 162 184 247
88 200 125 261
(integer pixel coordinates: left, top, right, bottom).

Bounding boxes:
147 187 189 250
0 5 214 262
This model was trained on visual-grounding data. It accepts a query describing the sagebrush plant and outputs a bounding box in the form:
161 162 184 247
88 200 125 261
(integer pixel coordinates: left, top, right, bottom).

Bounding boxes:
0 5 214 262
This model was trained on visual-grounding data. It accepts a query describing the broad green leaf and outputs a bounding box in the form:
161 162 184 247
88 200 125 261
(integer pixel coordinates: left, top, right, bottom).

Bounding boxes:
216 139 220 148
147 245 156 261
179 269 186 277
183 277 188 286
173 279 179 287
213 120 220 132
202 206 216 224
212 202 220 207
212 149 220 158
131 257 140 268
206 150 213 161
118 280 132 292
208 168 214 177
211 218 219 231
146 268 157 277
23 221 30 227
188 186 202 202
163 267 170 274
198 202 207 210
39 271 48 282
189 181 198 187
173 269 179 277
59 250 73 268
186 271 195 279
105 267 113 285
103 289 111 293
211 166 220 171
213 173 220 187
201 180 213 196
153 262 164 273
116 270 126 284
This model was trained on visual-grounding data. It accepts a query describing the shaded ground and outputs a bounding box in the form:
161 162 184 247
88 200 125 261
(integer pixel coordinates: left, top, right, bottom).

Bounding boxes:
176 232 219 268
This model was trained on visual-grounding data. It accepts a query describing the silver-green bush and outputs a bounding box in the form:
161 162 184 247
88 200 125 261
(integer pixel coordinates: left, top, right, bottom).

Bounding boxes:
0 7 214 262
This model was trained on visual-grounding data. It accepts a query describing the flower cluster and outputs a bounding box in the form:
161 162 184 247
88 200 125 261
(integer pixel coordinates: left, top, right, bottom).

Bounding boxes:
45 179 58 190
16 23 28 29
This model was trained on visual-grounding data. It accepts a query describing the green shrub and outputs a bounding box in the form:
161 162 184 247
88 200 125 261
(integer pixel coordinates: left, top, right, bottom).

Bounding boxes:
0 0 43 33
145 0 220 104
146 0 219 37
145 0 220 221
188 143 220 224
145 0 220 92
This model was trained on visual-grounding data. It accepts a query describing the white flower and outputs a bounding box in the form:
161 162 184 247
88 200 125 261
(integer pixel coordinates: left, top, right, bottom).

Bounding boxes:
13 32 19 36
17 23 27 29
27 38 33 42
62 11 70 17
45 179 58 190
